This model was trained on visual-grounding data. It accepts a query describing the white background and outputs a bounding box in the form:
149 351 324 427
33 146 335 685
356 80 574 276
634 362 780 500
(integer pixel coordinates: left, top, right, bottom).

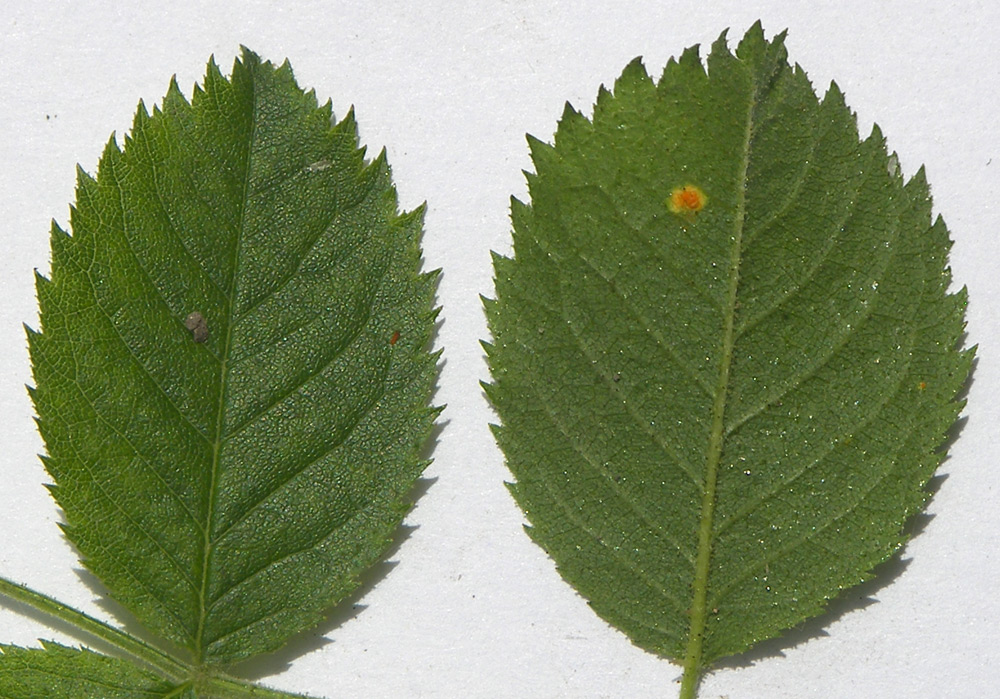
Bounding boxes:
1 2 998 698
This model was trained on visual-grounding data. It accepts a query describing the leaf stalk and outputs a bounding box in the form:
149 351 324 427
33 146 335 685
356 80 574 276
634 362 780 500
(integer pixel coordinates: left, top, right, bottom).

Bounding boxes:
0 575 189 681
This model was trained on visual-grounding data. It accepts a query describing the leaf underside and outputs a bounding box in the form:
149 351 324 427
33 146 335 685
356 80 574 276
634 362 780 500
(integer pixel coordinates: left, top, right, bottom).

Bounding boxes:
17 48 438 694
485 21 971 687
0 643 188 699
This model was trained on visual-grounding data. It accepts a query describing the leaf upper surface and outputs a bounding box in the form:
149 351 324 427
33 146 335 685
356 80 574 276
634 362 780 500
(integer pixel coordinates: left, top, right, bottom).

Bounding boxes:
28 48 438 668
485 22 971 686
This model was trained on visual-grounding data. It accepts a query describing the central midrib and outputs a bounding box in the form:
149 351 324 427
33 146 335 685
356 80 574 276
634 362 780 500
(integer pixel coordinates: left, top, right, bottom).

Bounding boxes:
678 77 757 697
193 61 260 664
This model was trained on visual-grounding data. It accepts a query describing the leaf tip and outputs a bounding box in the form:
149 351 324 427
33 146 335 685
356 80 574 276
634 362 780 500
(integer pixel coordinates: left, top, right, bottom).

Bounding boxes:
556 101 589 139
237 45 261 67
617 56 651 90
824 79 847 106
667 43 708 84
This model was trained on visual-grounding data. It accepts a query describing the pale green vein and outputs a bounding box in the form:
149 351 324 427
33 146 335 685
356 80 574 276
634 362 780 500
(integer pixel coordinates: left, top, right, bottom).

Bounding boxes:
679 73 756 699
222 269 383 439
0 578 188 681
36 350 206 554
523 364 696 592
148 162 231 300
712 313 919 555
59 216 215 446
739 91 820 252
208 379 389 566
512 283 703 490
708 418 916 612
733 150 869 341
193 58 260 664
569 245 716 398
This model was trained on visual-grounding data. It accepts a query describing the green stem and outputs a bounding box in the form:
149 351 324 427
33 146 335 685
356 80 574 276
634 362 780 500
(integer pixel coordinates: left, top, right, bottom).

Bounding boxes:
0 577 322 697
0 575 189 681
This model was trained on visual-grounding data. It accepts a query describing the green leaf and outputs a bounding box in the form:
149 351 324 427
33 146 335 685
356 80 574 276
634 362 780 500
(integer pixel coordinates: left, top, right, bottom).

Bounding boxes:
484 22 971 697
0 642 189 698
2 47 438 696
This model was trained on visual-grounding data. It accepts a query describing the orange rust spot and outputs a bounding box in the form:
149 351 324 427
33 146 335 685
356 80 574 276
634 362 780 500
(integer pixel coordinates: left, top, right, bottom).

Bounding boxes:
390 330 400 346
918 381 927 390
668 184 707 215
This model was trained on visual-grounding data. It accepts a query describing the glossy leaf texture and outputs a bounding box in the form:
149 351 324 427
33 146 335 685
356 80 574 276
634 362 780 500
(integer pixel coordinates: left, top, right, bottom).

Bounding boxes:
8 48 438 696
484 23 971 695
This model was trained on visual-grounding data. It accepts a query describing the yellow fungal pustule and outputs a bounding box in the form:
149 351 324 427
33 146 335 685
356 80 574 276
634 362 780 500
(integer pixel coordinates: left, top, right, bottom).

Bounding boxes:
668 184 707 215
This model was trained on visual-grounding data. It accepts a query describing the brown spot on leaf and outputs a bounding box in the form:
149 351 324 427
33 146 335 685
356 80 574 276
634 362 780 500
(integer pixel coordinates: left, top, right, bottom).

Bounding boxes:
184 311 209 343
